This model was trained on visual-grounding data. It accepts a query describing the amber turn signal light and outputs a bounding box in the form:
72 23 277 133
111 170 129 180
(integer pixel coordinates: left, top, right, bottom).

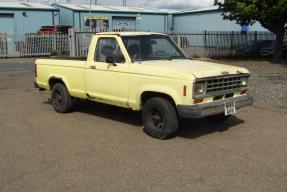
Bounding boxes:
183 86 187 96
194 98 203 104
240 90 247 95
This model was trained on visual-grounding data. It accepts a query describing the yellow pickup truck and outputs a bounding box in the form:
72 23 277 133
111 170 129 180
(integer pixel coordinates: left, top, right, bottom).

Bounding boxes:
35 32 253 139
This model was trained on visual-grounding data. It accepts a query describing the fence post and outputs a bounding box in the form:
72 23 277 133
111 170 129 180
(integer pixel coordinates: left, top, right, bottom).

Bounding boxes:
255 31 257 42
69 28 76 57
204 30 207 57
230 31 234 56
204 30 207 48
53 34 57 53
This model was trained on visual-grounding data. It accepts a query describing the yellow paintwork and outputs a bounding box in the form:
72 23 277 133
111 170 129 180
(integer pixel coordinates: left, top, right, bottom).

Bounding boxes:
35 32 250 111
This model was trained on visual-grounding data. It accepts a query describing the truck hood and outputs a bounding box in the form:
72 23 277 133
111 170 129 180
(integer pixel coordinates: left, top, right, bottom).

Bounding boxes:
140 59 250 79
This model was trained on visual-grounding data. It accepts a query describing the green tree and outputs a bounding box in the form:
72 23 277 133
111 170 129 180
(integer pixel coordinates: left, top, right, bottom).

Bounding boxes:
214 0 287 61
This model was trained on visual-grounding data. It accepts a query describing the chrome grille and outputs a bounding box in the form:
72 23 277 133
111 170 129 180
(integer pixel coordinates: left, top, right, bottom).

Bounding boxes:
206 76 242 94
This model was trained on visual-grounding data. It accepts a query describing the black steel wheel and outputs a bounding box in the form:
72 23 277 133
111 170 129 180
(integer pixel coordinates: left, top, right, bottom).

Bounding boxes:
142 97 178 139
148 107 165 130
51 83 74 113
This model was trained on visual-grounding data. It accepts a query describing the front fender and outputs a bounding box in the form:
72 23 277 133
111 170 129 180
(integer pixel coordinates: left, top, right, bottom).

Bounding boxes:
136 84 183 108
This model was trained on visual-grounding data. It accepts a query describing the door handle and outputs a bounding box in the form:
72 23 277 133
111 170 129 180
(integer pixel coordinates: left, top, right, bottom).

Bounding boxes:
90 65 96 69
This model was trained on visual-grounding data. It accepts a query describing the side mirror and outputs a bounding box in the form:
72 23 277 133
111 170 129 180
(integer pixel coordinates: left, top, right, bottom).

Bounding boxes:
106 56 115 64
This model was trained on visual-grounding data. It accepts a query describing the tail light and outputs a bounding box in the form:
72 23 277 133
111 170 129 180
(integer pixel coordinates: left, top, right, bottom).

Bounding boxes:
35 65 37 78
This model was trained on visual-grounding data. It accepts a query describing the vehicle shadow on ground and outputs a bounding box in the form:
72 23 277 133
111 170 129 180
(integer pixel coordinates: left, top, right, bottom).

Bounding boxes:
47 100 245 139
74 101 143 126
177 116 244 139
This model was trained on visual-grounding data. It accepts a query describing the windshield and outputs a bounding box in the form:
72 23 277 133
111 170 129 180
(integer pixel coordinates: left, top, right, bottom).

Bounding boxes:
122 35 187 62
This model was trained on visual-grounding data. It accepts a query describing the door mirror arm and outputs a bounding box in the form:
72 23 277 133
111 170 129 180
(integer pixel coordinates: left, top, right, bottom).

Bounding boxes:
106 56 117 66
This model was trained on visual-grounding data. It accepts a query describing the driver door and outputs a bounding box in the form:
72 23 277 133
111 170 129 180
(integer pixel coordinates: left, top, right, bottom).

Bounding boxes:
85 36 129 107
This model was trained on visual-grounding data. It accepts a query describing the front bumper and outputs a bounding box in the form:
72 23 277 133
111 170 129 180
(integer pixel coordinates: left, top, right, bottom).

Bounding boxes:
177 95 253 118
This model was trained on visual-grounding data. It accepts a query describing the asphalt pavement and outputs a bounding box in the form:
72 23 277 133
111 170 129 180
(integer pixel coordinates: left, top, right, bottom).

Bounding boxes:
0 58 286 192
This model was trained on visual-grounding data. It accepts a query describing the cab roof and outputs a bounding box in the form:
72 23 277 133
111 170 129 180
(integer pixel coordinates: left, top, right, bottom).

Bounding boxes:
96 32 167 36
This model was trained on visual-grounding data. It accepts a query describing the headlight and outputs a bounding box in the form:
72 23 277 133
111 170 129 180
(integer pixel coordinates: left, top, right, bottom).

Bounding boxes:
241 77 249 87
194 82 204 94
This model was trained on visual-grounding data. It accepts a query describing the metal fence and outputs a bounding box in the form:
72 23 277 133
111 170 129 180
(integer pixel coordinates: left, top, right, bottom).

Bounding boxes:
169 31 280 58
74 32 94 57
0 34 28 58
1 30 283 58
69 28 135 57
0 33 7 58
0 33 69 58
69 30 283 58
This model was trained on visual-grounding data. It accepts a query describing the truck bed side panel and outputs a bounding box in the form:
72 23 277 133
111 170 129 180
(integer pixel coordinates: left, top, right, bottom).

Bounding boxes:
36 59 87 99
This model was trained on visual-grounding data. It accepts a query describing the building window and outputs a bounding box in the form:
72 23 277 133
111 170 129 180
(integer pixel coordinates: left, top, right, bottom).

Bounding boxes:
84 16 109 32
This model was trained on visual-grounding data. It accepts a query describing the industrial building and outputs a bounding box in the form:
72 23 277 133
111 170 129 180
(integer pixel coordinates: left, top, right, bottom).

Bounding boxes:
0 2 269 36
0 2 59 36
52 4 268 33
52 3 172 33
172 7 267 33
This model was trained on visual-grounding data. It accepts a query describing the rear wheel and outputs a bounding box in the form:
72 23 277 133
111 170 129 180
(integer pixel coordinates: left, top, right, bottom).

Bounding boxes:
51 83 74 113
142 97 178 139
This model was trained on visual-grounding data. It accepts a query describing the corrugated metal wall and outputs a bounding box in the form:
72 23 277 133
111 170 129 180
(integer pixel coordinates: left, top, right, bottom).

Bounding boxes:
53 5 169 33
53 5 74 26
75 12 168 32
0 6 269 36
173 11 268 33
55 7 268 33
0 14 15 34
0 9 59 36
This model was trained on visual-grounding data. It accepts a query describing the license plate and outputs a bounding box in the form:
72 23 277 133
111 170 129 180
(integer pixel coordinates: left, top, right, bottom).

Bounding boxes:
224 101 236 116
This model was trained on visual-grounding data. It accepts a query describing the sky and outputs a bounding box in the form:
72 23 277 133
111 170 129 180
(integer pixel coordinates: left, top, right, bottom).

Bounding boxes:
127 0 214 10
0 0 216 10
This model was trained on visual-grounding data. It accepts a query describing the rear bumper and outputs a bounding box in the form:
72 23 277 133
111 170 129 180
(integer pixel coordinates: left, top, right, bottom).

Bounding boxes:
34 81 39 89
177 95 253 119
34 81 45 91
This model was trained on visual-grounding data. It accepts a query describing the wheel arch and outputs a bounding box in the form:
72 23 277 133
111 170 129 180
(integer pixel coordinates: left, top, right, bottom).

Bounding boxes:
140 91 178 110
48 76 69 91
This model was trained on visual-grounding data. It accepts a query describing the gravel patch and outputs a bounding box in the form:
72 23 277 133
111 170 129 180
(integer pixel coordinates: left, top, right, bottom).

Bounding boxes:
206 59 287 109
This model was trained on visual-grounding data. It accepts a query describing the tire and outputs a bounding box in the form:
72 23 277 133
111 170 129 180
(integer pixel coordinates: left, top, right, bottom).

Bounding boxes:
51 83 74 113
206 113 231 122
142 97 178 139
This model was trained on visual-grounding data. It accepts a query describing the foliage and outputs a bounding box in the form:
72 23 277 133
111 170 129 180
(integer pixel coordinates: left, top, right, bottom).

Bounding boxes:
214 0 287 60
215 0 287 32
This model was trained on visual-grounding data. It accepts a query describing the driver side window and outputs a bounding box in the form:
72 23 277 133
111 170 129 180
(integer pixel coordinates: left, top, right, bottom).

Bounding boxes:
95 38 125 63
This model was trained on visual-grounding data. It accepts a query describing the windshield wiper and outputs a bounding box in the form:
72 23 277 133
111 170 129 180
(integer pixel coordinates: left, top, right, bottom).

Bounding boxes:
166 56 188 60
133 56 190 62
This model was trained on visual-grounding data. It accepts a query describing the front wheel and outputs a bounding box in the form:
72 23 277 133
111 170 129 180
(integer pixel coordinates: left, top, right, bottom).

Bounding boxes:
142 97 178 139
51 83 74 113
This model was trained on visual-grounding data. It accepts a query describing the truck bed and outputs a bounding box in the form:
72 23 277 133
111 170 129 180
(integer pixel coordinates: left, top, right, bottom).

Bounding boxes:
49 56 87 61
35 58 87 99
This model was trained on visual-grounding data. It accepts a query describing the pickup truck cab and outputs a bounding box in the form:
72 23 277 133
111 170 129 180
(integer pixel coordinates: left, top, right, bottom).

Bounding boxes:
35 32 253 139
